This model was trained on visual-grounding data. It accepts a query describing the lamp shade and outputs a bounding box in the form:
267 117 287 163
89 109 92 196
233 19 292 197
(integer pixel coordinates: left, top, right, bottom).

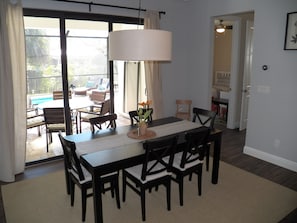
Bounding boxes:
109 29 172 61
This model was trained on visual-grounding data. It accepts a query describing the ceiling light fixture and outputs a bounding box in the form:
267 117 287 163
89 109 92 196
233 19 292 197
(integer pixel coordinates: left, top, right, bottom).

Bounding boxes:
108 0 172 61
216 20 226 33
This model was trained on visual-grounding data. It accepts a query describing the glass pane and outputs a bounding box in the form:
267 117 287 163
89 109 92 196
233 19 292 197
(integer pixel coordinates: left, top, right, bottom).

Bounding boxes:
66 20 109 90
24 17 61 107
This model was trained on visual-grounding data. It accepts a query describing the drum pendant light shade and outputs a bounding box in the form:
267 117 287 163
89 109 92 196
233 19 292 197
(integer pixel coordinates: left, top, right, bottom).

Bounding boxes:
109 29 172 61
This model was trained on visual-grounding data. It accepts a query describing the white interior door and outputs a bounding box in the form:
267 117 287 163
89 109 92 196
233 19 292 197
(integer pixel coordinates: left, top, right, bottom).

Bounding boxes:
239 20 254 131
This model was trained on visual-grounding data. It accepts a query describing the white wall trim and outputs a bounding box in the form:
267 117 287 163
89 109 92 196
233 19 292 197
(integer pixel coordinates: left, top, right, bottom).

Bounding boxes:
244 146 297 172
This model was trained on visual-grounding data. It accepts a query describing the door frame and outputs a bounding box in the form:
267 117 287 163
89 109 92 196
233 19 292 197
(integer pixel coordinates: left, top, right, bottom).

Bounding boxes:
239 20 254 131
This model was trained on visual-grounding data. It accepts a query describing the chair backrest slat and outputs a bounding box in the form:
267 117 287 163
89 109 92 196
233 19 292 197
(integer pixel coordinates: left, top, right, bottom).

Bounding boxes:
192 107 216 130
141 136 178 181
43 107 65 124
89 113 117 133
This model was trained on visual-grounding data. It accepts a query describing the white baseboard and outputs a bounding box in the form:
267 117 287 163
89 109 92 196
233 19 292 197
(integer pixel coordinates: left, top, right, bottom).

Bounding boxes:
243 146 297 172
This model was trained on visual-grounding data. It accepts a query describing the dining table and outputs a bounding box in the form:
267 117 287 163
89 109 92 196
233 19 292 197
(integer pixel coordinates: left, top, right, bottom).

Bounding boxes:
65 117 222 223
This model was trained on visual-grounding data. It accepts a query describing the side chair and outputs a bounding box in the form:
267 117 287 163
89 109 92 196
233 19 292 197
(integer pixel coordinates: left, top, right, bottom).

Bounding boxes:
176 99 192 121
167 126 210 206
58 133 120 222
192 107 216 171
128 108 153 126
122 135 178 221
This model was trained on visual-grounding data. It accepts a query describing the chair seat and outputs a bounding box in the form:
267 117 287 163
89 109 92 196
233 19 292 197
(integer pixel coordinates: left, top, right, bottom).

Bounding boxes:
71 164 118 184
27 116 44 128
80 113 99 121
47 123 66 131
125 161 172 184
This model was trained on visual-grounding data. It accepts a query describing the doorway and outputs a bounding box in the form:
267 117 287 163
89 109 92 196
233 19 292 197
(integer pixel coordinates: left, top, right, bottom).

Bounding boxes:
211 12 254 130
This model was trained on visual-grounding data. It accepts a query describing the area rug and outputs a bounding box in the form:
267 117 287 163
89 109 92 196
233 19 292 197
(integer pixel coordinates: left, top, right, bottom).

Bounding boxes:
2 161 297 223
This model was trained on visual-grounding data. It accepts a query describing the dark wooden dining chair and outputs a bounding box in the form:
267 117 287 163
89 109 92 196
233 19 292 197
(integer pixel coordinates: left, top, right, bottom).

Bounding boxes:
128 108 153 126
192 107 216 171
89 113 117 133
122 135 178 221
58 133 120 222
78 99 111 133
168 126 210 206
43 107 66 152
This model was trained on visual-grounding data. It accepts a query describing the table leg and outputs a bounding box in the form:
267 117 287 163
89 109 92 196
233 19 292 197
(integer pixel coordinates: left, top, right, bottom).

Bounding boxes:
211 132 222 184
92 173 104 223
225 105 228 121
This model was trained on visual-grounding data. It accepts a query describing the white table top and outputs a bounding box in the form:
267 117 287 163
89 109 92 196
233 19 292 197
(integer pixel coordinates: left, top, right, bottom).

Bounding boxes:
37 96 94 110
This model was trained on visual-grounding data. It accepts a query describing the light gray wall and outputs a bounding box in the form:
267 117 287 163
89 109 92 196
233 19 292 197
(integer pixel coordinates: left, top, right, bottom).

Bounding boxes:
22 0 297 171
188 0 297 171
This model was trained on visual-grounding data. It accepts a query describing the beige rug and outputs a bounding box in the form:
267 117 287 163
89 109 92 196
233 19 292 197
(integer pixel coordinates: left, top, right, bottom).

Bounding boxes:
2 161 297 223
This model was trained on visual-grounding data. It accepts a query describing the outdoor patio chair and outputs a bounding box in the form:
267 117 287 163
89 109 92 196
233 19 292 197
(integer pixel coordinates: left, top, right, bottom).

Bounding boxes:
53 90 72 100
26 108 45 136
89 113 117 133
78 99 111 133
43 107 66 152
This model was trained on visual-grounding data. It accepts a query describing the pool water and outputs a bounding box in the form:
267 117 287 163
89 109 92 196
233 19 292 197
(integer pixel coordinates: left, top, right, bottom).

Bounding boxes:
30 95 53 106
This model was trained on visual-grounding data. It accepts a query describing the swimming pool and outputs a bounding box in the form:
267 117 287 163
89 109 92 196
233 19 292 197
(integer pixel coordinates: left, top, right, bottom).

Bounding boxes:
30 95 53 106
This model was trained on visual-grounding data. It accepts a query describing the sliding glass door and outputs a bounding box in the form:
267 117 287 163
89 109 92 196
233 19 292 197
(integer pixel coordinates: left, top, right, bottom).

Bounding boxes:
24 16 65 163
24 9 145 164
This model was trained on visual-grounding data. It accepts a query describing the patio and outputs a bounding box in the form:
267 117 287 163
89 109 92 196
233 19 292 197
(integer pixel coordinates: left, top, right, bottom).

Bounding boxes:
26 114 130 164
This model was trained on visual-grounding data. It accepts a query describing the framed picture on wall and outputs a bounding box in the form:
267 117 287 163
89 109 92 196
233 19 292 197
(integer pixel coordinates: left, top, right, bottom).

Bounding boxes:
284 12 297 50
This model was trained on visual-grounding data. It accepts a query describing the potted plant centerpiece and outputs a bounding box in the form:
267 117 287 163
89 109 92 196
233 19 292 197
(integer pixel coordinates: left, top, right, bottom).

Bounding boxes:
138 100 152 136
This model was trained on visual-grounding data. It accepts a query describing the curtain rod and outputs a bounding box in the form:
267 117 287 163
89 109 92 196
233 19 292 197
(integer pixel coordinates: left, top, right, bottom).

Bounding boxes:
51 0 166 15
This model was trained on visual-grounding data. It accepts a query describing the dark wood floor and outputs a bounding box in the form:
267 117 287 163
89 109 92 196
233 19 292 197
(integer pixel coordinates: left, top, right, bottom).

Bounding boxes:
0 123 296 222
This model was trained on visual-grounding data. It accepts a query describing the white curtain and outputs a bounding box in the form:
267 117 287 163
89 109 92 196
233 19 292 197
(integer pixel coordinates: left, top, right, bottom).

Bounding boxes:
0 0 26 182
144 11 164 119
